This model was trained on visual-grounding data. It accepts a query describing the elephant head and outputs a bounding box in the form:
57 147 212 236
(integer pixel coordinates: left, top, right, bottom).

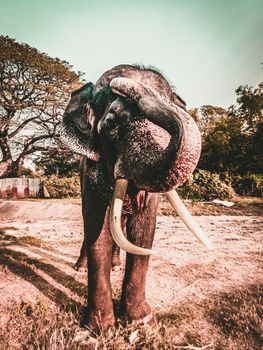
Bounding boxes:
60 82 99 162
61 65 212 254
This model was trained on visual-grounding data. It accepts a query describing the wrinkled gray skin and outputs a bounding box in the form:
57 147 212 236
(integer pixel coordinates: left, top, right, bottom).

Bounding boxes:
61 64 195 329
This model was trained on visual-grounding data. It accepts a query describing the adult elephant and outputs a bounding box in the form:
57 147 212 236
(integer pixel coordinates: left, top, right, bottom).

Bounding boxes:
61 64 211 329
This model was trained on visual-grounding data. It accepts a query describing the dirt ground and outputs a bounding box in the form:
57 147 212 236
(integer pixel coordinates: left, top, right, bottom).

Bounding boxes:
0 197 262 349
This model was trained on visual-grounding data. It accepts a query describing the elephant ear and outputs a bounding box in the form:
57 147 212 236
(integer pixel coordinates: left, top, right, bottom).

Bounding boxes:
60 82 100 161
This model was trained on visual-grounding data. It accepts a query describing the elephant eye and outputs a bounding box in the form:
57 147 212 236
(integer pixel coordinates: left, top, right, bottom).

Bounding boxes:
109 106 118 116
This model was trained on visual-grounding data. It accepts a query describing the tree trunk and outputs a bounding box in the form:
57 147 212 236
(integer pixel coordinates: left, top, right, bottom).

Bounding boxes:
0 120 24 178
0 159 23 178
0 159 12 178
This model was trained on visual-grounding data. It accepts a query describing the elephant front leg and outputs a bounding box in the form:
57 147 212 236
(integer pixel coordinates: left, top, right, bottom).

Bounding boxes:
120 193 159 322
85 208 115 329
120 254 152 322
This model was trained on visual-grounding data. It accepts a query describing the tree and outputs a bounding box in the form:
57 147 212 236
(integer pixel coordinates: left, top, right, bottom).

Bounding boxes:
229 82 263 174
230 83 263 133
189 105 228 139
35 146 80 176
0 35 83 178
198 115 244 173
198 82 263 175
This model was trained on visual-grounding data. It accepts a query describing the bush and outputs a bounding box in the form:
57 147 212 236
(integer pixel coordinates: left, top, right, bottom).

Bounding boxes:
43 171 262 200
18 166 37 177
44 174 80 198
178 169 235 201
223 173 263 197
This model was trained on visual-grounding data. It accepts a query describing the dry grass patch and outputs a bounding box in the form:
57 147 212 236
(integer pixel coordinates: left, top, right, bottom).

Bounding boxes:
207 284 263 350
0 300 82 350
0 284 262 350
0 299 214 350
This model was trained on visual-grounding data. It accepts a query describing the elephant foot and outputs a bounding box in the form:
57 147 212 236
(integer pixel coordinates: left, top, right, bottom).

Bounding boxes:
120 299 152 323
74 257 87 272
83 310 115 331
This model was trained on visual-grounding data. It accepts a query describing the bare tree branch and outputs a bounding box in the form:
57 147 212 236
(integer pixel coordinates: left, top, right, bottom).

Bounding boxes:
8 116 39 138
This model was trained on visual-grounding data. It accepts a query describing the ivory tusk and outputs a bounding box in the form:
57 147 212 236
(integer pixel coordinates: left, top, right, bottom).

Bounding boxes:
166 189 213 250
110 178 153 255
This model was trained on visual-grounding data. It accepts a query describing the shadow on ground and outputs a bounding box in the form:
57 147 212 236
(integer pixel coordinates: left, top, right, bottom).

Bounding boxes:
0 247 85 313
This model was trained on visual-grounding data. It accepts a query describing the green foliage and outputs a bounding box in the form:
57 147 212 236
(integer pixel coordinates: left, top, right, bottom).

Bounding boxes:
189 105 228 139
44 174 80 198
198 82 263 176
44 170 260 201
35 148 80 176
178 169 235 201
222 173 263 197
232 83 263 133
17 166 36 177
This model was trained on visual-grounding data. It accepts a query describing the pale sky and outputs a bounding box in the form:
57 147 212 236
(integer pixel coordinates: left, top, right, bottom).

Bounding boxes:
1 0 262 108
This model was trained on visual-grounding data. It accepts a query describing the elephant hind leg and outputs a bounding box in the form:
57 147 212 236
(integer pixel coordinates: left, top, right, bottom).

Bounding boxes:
74 240 122 272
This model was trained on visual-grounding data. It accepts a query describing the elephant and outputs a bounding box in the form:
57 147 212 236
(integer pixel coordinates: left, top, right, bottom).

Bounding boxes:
61 64 212 329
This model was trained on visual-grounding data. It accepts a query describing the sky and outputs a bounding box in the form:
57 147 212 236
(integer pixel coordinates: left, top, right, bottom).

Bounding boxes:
0 0 262 108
